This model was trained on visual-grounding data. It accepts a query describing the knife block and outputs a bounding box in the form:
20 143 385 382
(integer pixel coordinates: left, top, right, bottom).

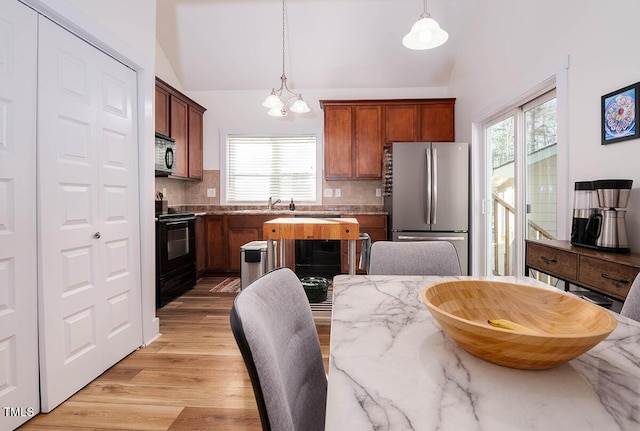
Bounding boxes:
155 200 168 216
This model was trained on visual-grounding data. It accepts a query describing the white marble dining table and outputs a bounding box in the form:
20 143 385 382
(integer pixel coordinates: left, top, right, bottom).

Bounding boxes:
325 275 640 431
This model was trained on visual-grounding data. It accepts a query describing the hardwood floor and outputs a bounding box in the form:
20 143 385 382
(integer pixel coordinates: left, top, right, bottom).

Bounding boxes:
18 278 331 431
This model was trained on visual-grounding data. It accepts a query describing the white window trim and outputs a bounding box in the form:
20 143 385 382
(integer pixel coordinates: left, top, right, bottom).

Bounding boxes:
219 128 324 205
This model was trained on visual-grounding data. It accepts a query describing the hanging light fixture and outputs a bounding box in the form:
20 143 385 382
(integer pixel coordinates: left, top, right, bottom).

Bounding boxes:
402 0 448 50
262 0 310 117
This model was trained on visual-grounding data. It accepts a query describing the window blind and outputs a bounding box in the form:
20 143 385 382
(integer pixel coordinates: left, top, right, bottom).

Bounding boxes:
226 134 317 203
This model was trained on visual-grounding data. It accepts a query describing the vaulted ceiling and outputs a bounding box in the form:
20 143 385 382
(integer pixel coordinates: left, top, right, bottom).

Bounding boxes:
156 0 479 92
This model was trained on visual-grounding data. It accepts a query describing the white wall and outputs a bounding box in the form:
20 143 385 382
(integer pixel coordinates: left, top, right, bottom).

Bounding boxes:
450 0 640 253
64 0 156 58
156 41 184 92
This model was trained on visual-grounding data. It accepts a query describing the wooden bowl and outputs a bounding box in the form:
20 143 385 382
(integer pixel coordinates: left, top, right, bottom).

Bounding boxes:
420 280 618 370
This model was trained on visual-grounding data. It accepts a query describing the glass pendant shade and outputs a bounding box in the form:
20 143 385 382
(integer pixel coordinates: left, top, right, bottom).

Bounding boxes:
262 94 284 109
403 16 448 49
290 98 310 113
267 107 286 117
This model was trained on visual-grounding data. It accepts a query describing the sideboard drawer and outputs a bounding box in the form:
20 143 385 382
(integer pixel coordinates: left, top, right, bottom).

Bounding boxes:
526 242 577 281
578 256 638 301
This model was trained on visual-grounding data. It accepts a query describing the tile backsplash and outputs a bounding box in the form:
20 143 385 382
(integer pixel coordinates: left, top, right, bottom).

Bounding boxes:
155 170 220 206
155 170 383 207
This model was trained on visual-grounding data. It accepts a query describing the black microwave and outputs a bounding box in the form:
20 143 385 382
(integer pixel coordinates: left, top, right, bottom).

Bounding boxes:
155 133 176 176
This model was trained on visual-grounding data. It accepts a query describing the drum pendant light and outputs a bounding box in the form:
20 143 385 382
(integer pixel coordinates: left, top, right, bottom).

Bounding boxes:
262 0 310 117
402 0 448 50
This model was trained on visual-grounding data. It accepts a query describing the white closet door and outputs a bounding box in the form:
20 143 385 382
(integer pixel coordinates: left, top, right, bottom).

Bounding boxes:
0 1 39 429
37 16 142 412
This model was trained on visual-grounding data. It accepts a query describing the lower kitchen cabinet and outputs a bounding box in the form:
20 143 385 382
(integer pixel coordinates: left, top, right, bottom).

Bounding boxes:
195 215 206 278
205 214 294 275
228 228 261 273
205 215 226 273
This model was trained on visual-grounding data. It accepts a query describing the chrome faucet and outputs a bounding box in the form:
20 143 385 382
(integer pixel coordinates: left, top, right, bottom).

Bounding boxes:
268 197 281 210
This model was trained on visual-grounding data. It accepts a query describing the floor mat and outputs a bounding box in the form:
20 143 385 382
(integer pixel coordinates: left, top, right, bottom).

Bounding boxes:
208 278 241 293
206 276 332 320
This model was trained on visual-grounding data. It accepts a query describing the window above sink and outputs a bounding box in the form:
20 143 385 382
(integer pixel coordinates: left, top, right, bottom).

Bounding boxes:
222 133 322 205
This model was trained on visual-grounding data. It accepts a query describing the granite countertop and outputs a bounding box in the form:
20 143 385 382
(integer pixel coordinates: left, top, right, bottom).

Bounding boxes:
169 205 387 216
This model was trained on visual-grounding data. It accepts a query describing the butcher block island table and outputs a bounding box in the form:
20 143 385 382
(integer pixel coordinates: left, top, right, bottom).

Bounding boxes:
263 217 360 274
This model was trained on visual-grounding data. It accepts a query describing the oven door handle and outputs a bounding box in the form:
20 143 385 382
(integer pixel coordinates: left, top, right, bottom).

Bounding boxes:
164 220 192 227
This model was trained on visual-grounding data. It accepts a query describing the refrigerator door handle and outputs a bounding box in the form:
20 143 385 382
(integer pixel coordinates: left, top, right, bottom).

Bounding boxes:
397 235 465 241
425 148 432 224
432 147 437 225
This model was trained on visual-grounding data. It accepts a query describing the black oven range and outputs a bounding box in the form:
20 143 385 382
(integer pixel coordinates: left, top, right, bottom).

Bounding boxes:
156 213 196 308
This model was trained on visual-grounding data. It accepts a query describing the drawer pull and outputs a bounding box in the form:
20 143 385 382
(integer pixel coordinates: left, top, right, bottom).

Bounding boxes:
601 273 630 285
540 256 557 264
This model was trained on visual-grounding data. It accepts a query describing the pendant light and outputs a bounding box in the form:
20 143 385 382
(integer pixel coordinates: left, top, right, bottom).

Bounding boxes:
402 0 448 50
262 0 310 117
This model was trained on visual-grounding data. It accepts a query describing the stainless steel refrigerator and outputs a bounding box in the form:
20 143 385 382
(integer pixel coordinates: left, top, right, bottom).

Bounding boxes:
384 142 469 274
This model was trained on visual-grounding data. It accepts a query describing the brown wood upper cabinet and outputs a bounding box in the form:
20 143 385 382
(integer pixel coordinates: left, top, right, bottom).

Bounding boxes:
155 77 206 180
322 103 383 180
419 101 455 142
321 99 455 180
155 84 170 137
385 104 419 142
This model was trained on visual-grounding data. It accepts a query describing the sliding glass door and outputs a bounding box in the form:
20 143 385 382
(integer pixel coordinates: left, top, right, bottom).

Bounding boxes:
487 114 516 275
485 89 557 276
524 92 558 243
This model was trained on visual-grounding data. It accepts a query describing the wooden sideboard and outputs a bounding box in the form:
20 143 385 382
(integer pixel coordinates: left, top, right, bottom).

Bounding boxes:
525 239 640 301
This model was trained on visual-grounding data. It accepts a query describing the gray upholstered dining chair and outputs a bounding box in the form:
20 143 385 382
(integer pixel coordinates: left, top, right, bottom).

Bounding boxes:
620 273 640 322
368 240 462 276
230 267 327 431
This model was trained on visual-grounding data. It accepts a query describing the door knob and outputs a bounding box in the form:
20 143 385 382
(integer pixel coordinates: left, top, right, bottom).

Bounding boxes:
94 232 101 239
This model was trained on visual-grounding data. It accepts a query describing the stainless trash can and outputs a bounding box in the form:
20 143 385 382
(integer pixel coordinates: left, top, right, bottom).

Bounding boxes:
240 241 275 289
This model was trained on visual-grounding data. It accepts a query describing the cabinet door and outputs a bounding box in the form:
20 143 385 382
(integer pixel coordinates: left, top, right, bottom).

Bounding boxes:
170 95 188 177
324 105 353 179
420 103 455 142
354 106 383 178
188 105 203 180
228 228 261 272
195 216 206 277
155 84 170 136
206 216 226 272
385 104 419 143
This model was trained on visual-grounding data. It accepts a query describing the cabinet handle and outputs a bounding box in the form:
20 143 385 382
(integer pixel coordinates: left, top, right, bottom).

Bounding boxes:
601 273 630 285
540 256 557 264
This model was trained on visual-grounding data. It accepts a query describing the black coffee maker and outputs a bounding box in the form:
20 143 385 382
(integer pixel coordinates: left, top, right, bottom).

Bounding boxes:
571 181 599 247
